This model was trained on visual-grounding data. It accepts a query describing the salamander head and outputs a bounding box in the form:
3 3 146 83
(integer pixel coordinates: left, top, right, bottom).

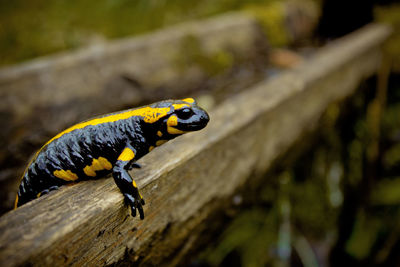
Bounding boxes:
144 98 209 147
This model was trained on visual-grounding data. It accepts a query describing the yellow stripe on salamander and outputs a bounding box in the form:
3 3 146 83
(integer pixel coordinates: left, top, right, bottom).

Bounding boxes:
172 103 190 110
53 169 79 181
117 148 135 162
44 106 170 148
156 140 168 146
14 195 18 209
22 106 171 182
84 157 113 177
182 98 195 103
166 115 187 135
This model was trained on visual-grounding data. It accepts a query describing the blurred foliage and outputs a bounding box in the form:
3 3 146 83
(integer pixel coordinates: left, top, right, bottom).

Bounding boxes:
374 4 400 73
372 178 400 205
0 0 291 67
197 72 400 266
345 210 381 260
175 35 234 76
202 209 278 266
244 1 290 47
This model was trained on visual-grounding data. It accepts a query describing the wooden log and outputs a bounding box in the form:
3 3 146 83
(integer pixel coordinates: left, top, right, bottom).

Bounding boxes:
0 24 391 266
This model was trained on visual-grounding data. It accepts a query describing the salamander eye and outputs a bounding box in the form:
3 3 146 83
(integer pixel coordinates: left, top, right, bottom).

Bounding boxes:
177 108 193 119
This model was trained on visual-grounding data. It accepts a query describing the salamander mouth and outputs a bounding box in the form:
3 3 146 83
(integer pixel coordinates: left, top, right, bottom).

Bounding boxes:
176 107 209 132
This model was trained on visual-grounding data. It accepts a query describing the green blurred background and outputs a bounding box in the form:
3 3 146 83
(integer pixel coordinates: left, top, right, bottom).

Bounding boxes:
0 0 302 66
1 0 400 266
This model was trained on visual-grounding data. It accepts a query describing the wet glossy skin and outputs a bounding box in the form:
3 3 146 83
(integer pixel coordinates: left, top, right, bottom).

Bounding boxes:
15 98 209 219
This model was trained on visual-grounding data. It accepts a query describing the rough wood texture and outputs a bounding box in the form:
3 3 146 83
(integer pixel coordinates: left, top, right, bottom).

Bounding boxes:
0 24 391 266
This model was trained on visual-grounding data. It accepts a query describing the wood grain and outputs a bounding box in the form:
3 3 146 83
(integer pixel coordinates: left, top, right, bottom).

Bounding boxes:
0 24 391 266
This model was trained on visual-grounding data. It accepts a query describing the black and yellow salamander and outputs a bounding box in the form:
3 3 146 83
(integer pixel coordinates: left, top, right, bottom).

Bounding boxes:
15 98 209 219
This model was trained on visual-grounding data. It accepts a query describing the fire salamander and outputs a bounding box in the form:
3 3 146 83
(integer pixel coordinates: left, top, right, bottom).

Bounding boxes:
15 98 209 219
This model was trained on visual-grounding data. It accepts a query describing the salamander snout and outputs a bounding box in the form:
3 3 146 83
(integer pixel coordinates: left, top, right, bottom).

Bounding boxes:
184 106 209 131
172 105 209 132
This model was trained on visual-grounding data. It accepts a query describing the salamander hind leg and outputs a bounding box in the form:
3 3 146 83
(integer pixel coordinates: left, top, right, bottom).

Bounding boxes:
113 146 145 219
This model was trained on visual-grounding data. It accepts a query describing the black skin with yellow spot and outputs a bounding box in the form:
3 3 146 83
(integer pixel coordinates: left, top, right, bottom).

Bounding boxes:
16 99 209 219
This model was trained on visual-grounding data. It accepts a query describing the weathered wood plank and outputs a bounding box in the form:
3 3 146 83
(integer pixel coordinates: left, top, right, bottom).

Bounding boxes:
0 24 391 266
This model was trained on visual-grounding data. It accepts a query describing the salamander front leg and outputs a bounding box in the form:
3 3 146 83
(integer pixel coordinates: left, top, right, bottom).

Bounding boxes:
113 146 145 219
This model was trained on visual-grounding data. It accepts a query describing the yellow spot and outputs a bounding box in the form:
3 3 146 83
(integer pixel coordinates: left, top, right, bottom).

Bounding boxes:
167 127 187 135
54 169 79 181
84 166 96 177
172 103 190 110
117 147 135 162
182 98 195 103
166 115 186 134
149 146 154 152
84 157 113 177
131 178 142 199
43 107 170 147
157 131 163 137
167 115 178 127
14 195 18 210
156 140 168 146
99 157 112 169
37 192 42 198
